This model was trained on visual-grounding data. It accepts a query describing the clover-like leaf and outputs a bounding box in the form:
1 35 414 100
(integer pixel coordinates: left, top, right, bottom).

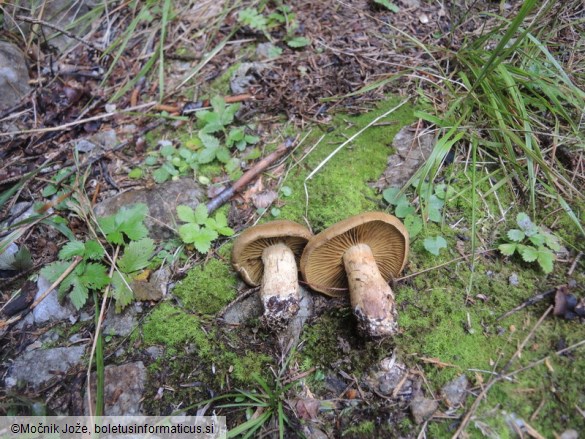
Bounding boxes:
177 205 196 223
518 245 538 262
395 200 415 218
507 229 525 242
537 248 555 274
423 236 447 256
404 214 423 238
58 241 85 259
499 243 517 256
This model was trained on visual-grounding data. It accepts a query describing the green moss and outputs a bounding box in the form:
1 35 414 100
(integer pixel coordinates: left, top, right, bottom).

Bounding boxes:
342 420 375 437
173 259 236 315
278 97 415 229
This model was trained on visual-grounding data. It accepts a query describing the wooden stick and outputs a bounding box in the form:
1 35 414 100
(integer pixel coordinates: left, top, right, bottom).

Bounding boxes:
206 139 294 214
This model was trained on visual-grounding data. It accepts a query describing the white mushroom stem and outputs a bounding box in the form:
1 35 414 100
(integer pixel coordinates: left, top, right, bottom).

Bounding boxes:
260 242 301 325
343 243 398 337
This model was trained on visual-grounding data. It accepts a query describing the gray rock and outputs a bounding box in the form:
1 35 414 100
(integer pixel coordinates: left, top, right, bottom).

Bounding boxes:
369 357 411 397
145 346 164 359
373 126 435 190
93 178 205 239
84 362 147 415
441 374 468 407
33 275 77 324
220 289 263 325
278 287 314 352
4 0 97 51
103 306 138 337
0 243 18 270
5 345 86 388
256 43 280 60
230 62 268 94
508 273 519 286
0 41 30 111
74 129 118 153
560 429 579 439
410 396 438 424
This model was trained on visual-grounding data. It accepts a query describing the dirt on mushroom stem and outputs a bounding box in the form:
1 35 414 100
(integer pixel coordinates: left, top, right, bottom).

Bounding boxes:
344 243 398 337
260 242 301 328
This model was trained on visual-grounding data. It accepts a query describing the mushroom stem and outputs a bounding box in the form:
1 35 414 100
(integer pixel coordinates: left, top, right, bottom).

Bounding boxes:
343 243 398 337
260 242 301 326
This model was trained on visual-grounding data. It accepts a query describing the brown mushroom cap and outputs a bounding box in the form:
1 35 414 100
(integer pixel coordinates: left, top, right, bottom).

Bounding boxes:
300 212 408 297
232 220 312 286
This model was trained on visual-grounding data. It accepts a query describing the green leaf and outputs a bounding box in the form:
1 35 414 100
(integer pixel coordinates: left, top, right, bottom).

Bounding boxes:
404 214 423 238
117 203 148 227
160 144 175 157
287 36 311 48
537 248 555 274
198 132 220 149
81 263 110 289
281 186 292 197
192 227 219 254
374 0 400 12
194 204 209 224
238 8 267 30
528 234 545 247
507 229 525 242
178 223 200 243
499 243 517 256
198 147 217 164
543 232 561 251
222 103 240 126
153 167 170 183
227 128 244 146
59 241 85 259
128 168 143 179
423 236 447 256
516 212 536 233
69 276 89 310
84 240 104 260
118 238 155 273
395 200 415 218
244 134 259 144
382 187 406 206
518 245 538 262
177 205 196 223
271 207 281 217
111 271 134 312
40 261 70 283
216 147 231 164
42 184 58 197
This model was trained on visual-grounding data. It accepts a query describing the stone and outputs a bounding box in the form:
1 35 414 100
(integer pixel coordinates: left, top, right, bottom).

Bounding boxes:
103 306 138 337
230 62 268 95
373 126 435 190
5 346 86 388
33 275 77 324
0 41 30 111
84 362 147 415
441 374 468 407
93 178 205 240
410 396 438 424
145 346 164 359
74 129 118 153
560 429 579 439
508 273 519 286
220 288 263 325
4 0 97 51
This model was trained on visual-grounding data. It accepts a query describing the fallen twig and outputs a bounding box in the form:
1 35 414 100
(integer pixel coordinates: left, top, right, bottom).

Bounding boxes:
206 139 295 214
496 287 557 321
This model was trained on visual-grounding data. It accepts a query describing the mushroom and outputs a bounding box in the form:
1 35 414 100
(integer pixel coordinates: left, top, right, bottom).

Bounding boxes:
300 212 408 337
232 220 312 328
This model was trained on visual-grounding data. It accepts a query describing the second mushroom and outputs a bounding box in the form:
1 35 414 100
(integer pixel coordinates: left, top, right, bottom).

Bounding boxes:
232 220 312 329
300 212 409 337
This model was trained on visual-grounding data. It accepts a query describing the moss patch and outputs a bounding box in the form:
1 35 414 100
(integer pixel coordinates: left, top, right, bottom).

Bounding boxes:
278 97 415 229
173 259 236 315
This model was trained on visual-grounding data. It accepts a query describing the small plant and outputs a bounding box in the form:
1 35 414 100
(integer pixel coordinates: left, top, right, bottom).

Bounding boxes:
373 0 400 13
383 181 452 256
40 203 155 311
498 212 561 274
176 204 234 253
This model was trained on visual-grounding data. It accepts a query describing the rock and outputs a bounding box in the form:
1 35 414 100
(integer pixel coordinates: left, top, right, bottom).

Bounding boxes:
560 429 579 439
508 273 519 286
256 43 280 60
74 129 118 153
103 305 139 337
373 126 435 190
366 356 412 397
230 62 268 95
93 178 205 239
441 374 468 407
4 0 97 51
0 41 30 111
0 243 19 270
410 396 438 424
132 267 170 302
5 346 86 388
145 346 164 359
278 287 314 352
84 362 147 415
220 289 263 325
33 275 77 324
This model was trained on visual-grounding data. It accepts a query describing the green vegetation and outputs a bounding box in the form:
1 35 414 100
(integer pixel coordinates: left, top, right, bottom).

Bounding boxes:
176 204 234 254
41 203 154 311
173 259 236 315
